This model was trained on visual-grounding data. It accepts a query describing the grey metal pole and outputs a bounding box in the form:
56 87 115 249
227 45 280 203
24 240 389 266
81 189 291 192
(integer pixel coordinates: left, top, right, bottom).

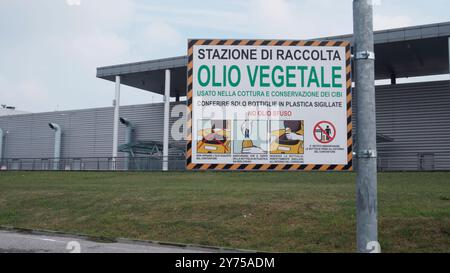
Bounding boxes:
120 117 135 170
112 75 121 170
353 0 379 253
448 37 450 80
49 123 61 171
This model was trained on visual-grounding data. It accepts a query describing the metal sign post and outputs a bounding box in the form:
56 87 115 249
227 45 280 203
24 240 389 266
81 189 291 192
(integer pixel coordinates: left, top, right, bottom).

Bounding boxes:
353 0 379 253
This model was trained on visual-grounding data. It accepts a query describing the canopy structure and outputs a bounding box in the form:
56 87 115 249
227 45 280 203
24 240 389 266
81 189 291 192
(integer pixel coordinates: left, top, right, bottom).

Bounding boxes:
319 22 450 81
97 22 450 97
97 56 187 100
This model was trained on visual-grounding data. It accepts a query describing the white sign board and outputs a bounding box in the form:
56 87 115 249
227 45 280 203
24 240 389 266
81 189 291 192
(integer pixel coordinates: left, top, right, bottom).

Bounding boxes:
187 40 352 171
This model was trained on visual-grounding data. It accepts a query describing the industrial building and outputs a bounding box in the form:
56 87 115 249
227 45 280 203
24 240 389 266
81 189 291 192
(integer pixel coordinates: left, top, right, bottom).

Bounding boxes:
1 22 449 171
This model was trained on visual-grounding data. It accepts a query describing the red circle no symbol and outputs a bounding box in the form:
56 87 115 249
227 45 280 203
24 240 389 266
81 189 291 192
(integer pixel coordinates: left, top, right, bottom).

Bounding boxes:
313 121 336 144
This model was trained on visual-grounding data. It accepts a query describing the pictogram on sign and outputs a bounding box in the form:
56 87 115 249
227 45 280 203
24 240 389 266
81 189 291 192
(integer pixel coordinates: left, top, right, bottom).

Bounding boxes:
314 121 336 144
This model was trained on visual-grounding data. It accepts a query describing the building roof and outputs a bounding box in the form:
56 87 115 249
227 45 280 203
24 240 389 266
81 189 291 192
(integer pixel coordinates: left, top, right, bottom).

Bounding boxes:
318 21 450 44
97 56 187 97
97 21 450 97
0 108 30 117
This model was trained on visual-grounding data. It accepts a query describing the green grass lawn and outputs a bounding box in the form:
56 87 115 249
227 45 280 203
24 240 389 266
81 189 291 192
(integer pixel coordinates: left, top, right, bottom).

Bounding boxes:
0 171 449 252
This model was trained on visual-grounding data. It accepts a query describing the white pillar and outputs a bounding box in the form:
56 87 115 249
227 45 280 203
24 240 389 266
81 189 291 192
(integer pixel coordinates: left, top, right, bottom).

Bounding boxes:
112 75 121 170
0 128 3 163
163 69 171 171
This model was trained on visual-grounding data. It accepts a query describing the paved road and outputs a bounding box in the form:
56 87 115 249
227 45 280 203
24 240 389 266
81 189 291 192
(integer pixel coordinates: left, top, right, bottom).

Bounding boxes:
0 230 217 253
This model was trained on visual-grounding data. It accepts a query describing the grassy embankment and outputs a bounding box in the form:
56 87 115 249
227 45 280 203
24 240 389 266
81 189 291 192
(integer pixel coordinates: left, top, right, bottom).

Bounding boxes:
0 171 449 252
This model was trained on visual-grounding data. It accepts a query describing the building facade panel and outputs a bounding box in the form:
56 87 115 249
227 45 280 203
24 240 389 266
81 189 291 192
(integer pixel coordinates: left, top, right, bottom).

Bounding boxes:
1 82 449 171
374 81 450 170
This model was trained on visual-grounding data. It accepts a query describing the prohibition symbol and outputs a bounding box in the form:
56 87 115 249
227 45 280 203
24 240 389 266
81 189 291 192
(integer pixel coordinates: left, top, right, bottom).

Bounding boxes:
313 121 336 144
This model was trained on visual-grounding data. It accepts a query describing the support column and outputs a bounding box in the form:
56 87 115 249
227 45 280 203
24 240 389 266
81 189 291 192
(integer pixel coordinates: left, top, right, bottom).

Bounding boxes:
448 37 450 80
353 0 378 253
390 73 396 85
112 75 121 170
163 69 171 171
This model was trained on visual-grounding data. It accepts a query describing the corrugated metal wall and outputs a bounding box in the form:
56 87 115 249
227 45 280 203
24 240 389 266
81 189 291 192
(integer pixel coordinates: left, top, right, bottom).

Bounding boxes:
1 80 449 171
374 80 450 171
0 102 186 159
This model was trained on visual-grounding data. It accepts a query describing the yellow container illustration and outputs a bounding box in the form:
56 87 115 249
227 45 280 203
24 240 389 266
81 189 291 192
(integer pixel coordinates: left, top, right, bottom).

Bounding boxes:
197 120 231 154
270 120 304 154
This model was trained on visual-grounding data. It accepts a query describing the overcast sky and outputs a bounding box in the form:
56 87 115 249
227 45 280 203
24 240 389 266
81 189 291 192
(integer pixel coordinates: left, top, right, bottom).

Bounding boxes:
1 0 449 113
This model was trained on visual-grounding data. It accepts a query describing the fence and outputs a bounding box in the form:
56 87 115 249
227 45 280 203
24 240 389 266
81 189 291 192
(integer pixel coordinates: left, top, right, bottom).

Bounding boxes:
0 153 441 172
0 156 186 171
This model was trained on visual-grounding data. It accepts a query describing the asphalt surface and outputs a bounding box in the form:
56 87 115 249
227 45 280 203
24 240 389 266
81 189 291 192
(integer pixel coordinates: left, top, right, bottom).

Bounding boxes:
0 230 217 253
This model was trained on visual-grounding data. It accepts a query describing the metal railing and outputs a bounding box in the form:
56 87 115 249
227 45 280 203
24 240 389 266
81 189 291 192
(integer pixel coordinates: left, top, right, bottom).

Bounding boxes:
0 156 186 171
373 152 436 171
0 153 441 172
